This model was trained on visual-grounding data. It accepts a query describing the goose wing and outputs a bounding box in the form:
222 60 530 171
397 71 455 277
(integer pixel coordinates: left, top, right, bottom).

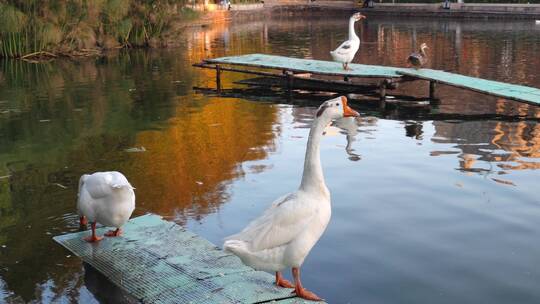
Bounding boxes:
225 193 317 251
332 40 354 56
81 171 133 199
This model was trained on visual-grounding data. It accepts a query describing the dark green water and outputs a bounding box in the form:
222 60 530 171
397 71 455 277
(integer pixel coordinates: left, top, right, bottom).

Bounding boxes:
1 16 540 303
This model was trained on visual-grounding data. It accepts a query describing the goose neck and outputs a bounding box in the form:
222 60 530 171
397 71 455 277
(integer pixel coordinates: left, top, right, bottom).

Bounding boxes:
299 115 330 194
349 18 359 41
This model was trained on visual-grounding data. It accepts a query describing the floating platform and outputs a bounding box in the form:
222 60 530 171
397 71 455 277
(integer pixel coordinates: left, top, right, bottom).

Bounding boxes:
53 214 320 304
194 53 540 107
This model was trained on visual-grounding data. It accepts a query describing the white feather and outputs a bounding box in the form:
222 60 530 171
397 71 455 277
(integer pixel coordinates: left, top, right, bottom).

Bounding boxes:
77 171 135 228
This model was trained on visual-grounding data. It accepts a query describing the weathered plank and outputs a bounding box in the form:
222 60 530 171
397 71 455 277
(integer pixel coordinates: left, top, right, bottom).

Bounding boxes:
205 53 403 78
200 53 540 106
398 69 540 106
53 214 322 304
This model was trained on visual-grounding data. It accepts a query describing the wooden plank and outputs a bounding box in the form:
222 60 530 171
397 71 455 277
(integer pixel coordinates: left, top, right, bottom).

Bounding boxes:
205 54 404 78
398 69 540 105
199 54 540 106
53 214 323 304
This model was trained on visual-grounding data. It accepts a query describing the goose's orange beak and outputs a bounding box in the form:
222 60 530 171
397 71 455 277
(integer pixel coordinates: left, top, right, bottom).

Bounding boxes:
341 96 359 117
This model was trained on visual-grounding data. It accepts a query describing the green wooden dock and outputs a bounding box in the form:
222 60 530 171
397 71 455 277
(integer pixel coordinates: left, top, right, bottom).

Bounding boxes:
53 214 321 304
194 53 540 107
398 69 540 105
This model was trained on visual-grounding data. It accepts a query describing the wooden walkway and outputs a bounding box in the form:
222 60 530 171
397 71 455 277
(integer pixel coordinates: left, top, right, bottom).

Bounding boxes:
205 53 402 78
53 214 321 304
196 54 540 107
398 69 540 106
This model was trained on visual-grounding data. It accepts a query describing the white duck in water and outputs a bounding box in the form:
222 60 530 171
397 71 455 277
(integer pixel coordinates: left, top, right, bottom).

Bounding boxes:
330 12 366 70
77 171 135 242
224 96 359 301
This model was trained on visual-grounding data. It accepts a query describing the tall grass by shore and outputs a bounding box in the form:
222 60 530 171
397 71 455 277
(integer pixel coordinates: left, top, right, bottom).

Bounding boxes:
0 0 199 59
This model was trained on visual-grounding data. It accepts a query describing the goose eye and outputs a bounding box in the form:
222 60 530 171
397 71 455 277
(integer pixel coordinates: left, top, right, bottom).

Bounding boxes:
336 103 340 106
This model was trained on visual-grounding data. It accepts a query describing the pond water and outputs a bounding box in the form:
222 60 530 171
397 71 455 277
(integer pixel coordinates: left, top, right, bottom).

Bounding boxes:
1 15 540 303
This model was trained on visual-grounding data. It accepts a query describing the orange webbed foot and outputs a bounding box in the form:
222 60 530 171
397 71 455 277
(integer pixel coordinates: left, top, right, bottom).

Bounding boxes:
104 228 122 237
276 278 295 288
84 235 103 243
275 271 295 288
79 216 88 226
294 287 324 301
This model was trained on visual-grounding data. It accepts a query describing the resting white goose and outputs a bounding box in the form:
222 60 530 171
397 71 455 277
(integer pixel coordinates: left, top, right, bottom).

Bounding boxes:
330 12 366 70
224 96 359 301
77 171 136 242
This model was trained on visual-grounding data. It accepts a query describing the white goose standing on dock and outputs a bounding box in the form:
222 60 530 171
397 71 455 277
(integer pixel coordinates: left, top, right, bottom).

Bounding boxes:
77 171 136 242
224 96 359 301
330 12 366 70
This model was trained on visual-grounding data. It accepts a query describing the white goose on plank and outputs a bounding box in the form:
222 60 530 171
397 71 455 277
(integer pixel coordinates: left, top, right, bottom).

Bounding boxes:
224 96 359 301
77 171 135 242
330 12 366 70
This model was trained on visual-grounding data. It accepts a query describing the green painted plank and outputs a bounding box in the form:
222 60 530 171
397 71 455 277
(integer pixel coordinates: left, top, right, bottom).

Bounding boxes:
53 214 323 304
206 53 404 78
398 69 540 105
203 53 540 105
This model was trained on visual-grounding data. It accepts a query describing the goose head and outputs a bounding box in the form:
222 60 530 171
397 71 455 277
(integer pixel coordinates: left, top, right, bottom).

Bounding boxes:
352 13 366 22
316 96 359 120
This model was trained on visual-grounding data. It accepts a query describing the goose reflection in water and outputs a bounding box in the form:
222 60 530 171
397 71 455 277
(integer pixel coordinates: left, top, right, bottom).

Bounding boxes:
335 116 362 161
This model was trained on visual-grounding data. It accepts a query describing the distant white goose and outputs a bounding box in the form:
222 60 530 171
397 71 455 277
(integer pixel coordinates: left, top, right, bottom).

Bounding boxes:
330 12 366 70
77 171 136 242
224 96 359 301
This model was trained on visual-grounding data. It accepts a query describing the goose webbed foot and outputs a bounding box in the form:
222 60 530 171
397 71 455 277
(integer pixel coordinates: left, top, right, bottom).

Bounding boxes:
83 222 103 242
275 271 294 288
79 216 88 226
105 228 122 237
84 235 103 242
292 267 324 301
294 287 324 301
79 216 88 230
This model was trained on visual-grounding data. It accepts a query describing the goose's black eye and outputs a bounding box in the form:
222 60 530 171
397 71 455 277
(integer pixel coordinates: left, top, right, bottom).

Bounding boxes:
336 103 340 106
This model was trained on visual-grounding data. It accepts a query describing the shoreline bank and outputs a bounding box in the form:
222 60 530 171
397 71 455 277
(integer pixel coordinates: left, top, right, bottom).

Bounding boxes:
195 2 540 28
3 2 540 60
358 3 540 19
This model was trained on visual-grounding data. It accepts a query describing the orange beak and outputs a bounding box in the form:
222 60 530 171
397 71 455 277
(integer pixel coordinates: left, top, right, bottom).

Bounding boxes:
341 96 359 117
356 14 366 20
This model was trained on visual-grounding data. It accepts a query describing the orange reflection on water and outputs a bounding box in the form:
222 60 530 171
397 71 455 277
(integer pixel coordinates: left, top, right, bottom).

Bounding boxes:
492 121 540 171
126 97 279 220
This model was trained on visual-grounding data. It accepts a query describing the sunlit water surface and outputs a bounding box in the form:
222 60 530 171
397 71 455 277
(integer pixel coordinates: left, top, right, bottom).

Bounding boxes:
0 16 540 303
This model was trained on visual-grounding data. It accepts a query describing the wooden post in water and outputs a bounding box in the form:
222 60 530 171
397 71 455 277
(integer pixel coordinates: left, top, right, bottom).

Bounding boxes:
379 80 387 109
284 70 293 97
216 65 222 94
429 80 437 100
